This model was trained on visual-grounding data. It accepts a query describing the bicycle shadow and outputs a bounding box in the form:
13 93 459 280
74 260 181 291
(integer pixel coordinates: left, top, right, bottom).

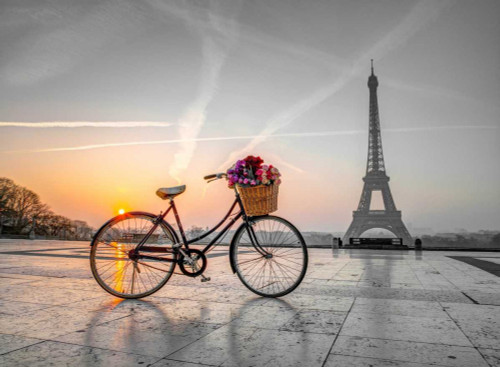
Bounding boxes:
79 292 307 366
224 297 309 366
79 296 225 365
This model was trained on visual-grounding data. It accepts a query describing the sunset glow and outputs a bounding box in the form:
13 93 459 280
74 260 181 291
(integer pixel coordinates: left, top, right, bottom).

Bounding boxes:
0 1 499 233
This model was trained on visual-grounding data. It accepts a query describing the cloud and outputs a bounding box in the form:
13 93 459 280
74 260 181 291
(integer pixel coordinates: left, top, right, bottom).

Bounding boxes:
0 1 148 85
7 125 496 154
219 0 455 170
145 0 346 71
383 77 499 111
0 121 172 128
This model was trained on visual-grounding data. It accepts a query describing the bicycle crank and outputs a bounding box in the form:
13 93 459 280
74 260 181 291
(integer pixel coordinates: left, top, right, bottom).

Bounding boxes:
178 249 207 277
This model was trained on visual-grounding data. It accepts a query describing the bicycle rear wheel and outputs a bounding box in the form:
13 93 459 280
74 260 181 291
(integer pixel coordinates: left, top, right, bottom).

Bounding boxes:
90 212 177 299
231 216 308 297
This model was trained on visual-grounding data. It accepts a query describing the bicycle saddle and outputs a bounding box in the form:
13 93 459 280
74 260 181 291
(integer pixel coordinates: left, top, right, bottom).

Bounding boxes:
156 185 186 200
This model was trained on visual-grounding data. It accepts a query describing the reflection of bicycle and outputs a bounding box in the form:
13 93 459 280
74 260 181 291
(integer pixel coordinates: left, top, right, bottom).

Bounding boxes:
90 173 308 299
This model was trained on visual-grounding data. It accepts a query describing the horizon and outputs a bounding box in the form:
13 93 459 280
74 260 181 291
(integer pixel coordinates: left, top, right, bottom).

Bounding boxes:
1 0 499 234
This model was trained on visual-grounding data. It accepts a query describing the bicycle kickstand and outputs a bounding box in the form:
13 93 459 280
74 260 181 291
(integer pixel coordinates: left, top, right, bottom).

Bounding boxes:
201 274 211 282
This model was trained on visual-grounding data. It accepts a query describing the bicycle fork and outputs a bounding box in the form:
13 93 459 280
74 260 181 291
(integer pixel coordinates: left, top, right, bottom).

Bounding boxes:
245 221 273 258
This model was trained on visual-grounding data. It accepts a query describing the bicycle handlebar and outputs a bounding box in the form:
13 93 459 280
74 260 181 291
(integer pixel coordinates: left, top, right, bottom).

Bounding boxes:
203 172 226 181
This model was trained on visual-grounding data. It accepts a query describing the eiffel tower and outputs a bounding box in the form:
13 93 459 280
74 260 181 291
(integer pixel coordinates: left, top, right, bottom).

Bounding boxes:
343 61 412 247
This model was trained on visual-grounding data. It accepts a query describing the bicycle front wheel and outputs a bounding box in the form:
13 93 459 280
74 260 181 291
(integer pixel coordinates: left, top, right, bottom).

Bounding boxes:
231 216 308 297
90 212 177 299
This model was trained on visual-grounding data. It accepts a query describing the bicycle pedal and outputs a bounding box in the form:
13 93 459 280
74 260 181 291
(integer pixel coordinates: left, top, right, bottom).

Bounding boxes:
201 276 211 282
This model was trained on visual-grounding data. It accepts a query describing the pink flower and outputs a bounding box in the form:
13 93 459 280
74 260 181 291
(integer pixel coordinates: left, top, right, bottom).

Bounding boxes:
250 180 256 185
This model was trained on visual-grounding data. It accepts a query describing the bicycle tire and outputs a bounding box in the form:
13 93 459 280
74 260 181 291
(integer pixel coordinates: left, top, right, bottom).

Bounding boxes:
90 211 178 299
230 216 308 297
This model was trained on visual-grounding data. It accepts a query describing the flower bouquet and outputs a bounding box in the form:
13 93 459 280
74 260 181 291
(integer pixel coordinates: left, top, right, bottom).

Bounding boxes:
226 156 281 216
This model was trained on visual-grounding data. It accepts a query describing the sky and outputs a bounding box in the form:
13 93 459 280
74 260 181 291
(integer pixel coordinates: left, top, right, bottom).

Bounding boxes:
0 0 499 234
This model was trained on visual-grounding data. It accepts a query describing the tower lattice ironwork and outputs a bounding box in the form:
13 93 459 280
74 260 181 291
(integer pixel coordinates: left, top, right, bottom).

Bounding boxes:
343 61 412 246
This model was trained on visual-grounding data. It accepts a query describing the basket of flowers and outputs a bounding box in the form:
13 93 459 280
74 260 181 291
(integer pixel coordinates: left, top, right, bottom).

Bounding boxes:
226 155 281 216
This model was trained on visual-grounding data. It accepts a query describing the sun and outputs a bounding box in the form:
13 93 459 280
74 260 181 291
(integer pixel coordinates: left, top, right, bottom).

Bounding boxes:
118 209 125 215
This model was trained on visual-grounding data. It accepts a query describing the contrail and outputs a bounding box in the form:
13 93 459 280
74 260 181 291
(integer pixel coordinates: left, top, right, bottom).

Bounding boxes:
266 153 305 173
219 0 455 170
6 125 496 154
149 0 242 182
0 121 172 128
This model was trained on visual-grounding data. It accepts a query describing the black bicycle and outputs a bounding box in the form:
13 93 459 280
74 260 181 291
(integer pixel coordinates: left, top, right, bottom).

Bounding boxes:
90 173 308 299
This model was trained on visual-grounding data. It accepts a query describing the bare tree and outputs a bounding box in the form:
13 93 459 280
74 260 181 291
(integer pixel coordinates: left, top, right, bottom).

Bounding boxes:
1 177 93 239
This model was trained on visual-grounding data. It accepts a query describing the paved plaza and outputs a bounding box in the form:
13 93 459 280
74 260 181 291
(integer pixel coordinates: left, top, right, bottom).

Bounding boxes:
0 240 499 366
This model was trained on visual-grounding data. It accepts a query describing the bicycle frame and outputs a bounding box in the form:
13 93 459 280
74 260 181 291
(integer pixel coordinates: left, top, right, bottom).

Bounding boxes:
135 191 269 263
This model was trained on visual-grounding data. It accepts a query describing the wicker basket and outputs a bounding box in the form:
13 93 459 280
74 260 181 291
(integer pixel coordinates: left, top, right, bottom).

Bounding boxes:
236 184 279 216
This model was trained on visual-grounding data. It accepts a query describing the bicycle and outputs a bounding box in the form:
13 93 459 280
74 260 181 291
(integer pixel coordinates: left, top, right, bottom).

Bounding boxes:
90 173 308 299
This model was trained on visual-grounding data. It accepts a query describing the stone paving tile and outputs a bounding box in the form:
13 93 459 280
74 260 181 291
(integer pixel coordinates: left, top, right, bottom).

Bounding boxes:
190 287 271 305
220 328 334 367
52 295 127 311
152 359 217 367
0 299 54 315
296 284 473 303
0 277 37 286
326 280 359 287
479 348 500 367
0 265 90 279
280 310 347 334
461 289 500 305
0 340 159 366
228 302 298 330
153 284 217 299
442 303 500 349
0 284 104 305
55 318 220 358
340 311 472 346
24 278 102 292
150 297 251 325
331 336 489 366
169 325 335 367
324 354 441 367
0 273 55 281
0 334 44 355
0 306 131 339
271 293 354 311
166 324 256 365
351 298 448 318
